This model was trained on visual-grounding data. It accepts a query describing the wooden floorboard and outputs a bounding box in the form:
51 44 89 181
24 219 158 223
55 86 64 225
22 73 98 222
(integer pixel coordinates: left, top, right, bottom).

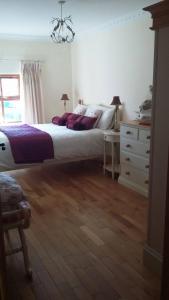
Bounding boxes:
4 161 160 300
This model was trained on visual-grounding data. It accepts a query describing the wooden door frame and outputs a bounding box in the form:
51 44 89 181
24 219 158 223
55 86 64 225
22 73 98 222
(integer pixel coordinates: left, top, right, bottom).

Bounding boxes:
0 199 7 300
143 1 169 299
160 150 169 299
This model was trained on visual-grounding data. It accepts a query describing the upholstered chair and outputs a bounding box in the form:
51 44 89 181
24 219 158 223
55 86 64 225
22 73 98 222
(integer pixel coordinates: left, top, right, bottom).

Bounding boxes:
0 174 32 280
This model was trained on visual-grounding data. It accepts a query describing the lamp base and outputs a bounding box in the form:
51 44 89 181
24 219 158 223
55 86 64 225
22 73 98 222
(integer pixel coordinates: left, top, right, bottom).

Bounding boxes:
64 101 66 112
113 108 120 132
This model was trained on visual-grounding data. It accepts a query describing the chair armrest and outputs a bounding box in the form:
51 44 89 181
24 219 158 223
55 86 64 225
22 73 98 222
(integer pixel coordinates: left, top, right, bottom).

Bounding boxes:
2 200 31 229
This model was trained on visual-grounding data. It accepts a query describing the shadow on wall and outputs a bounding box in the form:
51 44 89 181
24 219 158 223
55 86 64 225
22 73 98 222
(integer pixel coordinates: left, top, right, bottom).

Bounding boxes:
121 103 131 121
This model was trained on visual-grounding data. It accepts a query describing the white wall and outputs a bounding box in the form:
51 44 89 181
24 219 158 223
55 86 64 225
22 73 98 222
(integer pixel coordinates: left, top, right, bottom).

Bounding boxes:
71 16 154 121
0 39 72 122
0 16 155 123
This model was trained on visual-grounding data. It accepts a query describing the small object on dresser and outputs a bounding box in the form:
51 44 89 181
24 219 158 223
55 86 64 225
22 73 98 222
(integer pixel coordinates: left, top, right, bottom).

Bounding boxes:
135 85 152 125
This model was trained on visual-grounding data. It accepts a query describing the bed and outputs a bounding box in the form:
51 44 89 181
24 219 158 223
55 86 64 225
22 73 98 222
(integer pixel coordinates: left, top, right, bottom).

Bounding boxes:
0 123 104 171
0 104 116 171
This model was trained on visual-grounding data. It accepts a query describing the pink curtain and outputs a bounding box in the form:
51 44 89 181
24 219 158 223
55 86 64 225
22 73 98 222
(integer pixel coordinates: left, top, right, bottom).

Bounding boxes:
21 61 45 124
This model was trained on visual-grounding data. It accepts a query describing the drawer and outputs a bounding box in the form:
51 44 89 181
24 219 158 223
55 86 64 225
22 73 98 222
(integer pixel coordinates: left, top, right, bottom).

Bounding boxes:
121 164 149 189
121 138 150 158
121 151 150 173
121 125 138 140
139 129 151 143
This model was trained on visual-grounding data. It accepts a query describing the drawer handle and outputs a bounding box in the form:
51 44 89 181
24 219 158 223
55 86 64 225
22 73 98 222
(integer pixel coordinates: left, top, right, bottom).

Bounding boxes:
126 131 131 135
146 150 150 154
0 143 6 151
145 165 149 169
147 136 151 140
126 144 131 148
145 180 149 185
126 158 130 161
125 172 130 176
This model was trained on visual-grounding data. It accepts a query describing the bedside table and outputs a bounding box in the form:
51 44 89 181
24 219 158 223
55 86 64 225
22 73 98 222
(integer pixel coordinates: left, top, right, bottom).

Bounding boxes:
103 130 120 180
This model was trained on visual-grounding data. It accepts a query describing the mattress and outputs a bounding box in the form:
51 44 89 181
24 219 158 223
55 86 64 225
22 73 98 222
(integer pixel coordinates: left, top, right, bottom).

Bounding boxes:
0 123 104 170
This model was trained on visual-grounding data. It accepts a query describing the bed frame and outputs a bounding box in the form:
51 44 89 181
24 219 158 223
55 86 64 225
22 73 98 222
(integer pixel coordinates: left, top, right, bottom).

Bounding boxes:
0 140 102 172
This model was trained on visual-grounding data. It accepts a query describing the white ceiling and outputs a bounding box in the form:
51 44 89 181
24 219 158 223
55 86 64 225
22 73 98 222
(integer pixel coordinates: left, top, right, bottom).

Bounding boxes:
0 0 158 39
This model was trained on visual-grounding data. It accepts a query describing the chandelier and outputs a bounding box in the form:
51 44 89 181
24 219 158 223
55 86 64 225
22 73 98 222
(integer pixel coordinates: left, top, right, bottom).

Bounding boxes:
51 0 75 44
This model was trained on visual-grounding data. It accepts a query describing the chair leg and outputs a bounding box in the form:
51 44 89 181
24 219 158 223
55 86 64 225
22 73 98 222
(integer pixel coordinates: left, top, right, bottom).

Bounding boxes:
18 227 32 280
0 229 7 300
5 230 12 251
5 230 10 243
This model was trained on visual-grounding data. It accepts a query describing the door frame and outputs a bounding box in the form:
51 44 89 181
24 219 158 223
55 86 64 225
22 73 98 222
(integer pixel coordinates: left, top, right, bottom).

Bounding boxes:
143 1 169 298
161 150 169 299
0 200 7 300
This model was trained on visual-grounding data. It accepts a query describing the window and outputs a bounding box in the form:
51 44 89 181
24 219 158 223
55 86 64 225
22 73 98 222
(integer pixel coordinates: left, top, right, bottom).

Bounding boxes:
0 75 22 123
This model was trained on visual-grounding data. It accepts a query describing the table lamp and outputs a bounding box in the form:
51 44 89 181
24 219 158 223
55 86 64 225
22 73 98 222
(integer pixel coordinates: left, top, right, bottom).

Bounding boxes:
111 96 121 131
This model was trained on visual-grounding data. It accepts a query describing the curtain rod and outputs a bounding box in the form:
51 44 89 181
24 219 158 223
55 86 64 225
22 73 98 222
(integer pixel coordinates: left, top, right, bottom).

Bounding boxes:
0 59 45 63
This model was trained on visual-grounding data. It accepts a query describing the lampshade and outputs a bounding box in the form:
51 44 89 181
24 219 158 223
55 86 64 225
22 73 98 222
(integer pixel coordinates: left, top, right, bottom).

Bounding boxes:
111 96 121 106
61 94 69 101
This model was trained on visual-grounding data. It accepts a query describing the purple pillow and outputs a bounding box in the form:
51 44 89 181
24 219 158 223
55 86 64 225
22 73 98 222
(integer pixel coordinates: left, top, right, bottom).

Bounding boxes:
67 113 82 122
58 112 72 126
66 114 80 130
67 119 81 130
66 113 82 129
52 116 60 125
67 115 96 131
79 116 97 130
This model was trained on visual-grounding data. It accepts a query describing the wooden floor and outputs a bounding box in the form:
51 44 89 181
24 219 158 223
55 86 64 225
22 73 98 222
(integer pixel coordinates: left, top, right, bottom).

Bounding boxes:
5 161 160 300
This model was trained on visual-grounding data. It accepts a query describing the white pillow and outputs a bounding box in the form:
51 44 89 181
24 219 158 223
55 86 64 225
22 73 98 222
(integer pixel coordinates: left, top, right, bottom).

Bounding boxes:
84 104 115 130
97 108 115 130
73 104 87 115
84 106 103 127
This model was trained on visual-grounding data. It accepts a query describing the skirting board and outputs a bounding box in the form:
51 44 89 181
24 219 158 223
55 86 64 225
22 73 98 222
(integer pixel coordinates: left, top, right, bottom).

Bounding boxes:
143 244 162 275
118 176 148 197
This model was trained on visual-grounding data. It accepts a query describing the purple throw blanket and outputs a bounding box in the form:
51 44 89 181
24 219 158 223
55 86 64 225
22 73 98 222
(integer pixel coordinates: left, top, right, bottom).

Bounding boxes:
0 124 54 164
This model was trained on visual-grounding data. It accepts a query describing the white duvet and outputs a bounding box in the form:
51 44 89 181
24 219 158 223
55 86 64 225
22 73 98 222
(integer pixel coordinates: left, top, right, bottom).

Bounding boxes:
0 123 104 171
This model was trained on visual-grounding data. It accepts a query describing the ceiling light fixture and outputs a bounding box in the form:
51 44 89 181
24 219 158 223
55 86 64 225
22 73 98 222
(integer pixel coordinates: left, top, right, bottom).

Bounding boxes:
51 0 75 44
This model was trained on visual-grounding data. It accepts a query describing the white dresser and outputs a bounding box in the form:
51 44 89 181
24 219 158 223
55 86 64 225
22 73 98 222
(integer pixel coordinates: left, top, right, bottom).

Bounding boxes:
118 121 151 197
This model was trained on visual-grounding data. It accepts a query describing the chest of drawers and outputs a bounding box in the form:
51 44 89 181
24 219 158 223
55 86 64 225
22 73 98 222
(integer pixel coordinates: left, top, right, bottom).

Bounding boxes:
118 122 151 197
